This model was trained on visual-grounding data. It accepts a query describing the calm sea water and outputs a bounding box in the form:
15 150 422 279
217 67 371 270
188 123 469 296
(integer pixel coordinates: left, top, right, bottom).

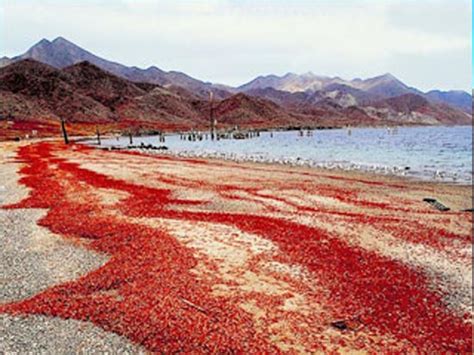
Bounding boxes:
101 126 472 184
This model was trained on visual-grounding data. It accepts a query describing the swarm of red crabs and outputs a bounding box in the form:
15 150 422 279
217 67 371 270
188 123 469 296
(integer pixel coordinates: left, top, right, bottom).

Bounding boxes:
0 141 471 353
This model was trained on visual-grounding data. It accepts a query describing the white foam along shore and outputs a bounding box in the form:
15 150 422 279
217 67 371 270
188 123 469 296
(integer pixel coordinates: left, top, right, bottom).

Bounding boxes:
96 144 470 184
94 126 473 184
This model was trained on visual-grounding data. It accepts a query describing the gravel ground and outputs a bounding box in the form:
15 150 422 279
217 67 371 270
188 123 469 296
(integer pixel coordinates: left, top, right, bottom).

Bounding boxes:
1 142 145 353
0 143 108 303
0 208 109 303
0 314 146 354
0 143 29 206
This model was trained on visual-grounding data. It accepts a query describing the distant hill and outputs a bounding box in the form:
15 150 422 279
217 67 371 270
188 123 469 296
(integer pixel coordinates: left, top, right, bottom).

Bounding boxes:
238 72 346 93
242 85 470 126
211 93 301 127
0 59 307 133
349 73 421 98
2 37 470 113
0 37 471 138
238 72 419 97
371 93 471 125
0 59 116 123
63 61 148 109
238 72 471 113
425 90 472 114
1 37 231 100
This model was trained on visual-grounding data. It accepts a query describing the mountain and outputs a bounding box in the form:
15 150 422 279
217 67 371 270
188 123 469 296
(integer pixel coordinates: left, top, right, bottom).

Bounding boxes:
3 37 471 112
63 61 147 109
244 87 317 109
2 37 231 99
238 72 414 96
370 93 471 125
238 72 470 113
241 85 470 126
0 56 12 67
245 83 379 112
0 38 471 138
210 93 302 127
0 59 207 127
1 59 469 138
425 90 472 113
349 73 420 97
238 72 346 93
0 59 116 123
245 84 377 112
0 59 301 134
374 93 430 112
119 86 205 128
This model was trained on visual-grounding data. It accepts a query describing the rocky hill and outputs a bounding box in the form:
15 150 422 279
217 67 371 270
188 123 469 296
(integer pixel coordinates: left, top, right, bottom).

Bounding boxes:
238 72 471 114
1 37 230 100
0 60 306 134
0 37 471 138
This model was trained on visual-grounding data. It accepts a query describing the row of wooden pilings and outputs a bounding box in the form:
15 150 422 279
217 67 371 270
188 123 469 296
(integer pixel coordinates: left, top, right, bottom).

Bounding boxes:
59 119 321 148
92 128 317 146
179 129 262 141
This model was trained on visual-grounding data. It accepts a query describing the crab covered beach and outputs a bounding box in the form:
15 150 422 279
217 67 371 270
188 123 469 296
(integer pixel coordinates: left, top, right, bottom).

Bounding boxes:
0 139 472 353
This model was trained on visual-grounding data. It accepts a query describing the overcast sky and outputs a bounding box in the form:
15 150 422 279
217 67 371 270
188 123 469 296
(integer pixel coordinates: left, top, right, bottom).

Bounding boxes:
1 0 471 91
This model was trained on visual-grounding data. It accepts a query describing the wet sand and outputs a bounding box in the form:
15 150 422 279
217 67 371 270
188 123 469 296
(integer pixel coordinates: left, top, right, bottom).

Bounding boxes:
0 140 472 353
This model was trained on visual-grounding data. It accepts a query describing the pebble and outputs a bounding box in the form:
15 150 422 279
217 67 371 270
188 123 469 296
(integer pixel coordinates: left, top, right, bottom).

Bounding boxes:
0 208 108 303
0 314 145 354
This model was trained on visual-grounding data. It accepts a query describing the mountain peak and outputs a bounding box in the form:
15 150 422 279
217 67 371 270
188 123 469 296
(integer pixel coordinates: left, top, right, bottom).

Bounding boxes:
301 71 317 78
14 36 95 69
51 36 74 46
379 73 399 81
37 38 51 45
26 36 81 55
259 73 280 79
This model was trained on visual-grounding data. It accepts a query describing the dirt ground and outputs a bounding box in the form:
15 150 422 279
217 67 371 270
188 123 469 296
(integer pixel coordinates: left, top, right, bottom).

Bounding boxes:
0 140 472 353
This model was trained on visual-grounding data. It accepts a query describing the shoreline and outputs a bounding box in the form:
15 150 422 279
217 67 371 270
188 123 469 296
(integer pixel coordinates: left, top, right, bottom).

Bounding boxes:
86 125 472 186
1 139 472 352
94 143 474 187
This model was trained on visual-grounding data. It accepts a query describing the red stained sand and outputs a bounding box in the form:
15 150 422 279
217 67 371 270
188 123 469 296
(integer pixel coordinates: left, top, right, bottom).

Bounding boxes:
1 141 471 353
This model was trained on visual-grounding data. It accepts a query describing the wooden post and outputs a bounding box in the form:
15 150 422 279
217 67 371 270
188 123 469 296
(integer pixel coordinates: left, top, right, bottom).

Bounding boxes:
96 126 101 145
209 91 216 140
60 118 69 144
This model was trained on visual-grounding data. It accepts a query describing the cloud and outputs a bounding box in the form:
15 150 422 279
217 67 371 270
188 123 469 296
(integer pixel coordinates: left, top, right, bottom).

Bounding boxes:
1 0 471 91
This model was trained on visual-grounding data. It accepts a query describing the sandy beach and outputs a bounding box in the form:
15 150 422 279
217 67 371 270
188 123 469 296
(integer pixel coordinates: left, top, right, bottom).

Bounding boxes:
0 139 472 353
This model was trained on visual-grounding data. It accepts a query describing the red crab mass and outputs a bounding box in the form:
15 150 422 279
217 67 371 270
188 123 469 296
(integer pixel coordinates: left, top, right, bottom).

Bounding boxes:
1 141 471 353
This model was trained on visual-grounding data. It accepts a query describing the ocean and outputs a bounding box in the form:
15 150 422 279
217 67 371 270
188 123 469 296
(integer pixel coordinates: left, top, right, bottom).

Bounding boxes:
100 125 473 184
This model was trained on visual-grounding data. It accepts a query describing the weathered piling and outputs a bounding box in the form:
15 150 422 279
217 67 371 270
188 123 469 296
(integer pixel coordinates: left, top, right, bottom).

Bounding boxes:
60 118 69 144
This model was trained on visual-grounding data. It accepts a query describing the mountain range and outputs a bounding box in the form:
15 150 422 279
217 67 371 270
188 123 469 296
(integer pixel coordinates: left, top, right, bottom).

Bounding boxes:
0 37 471 137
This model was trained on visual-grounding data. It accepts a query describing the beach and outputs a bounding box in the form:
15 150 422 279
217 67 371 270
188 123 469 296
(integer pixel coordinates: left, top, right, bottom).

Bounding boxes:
0 139 472 353
102 126 473 184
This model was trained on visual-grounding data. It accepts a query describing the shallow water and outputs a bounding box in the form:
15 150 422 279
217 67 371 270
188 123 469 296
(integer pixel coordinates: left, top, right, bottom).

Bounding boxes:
101 126 473 184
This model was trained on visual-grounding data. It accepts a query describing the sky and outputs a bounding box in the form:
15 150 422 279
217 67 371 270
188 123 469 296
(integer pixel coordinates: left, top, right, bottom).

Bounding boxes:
0 0 471 91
